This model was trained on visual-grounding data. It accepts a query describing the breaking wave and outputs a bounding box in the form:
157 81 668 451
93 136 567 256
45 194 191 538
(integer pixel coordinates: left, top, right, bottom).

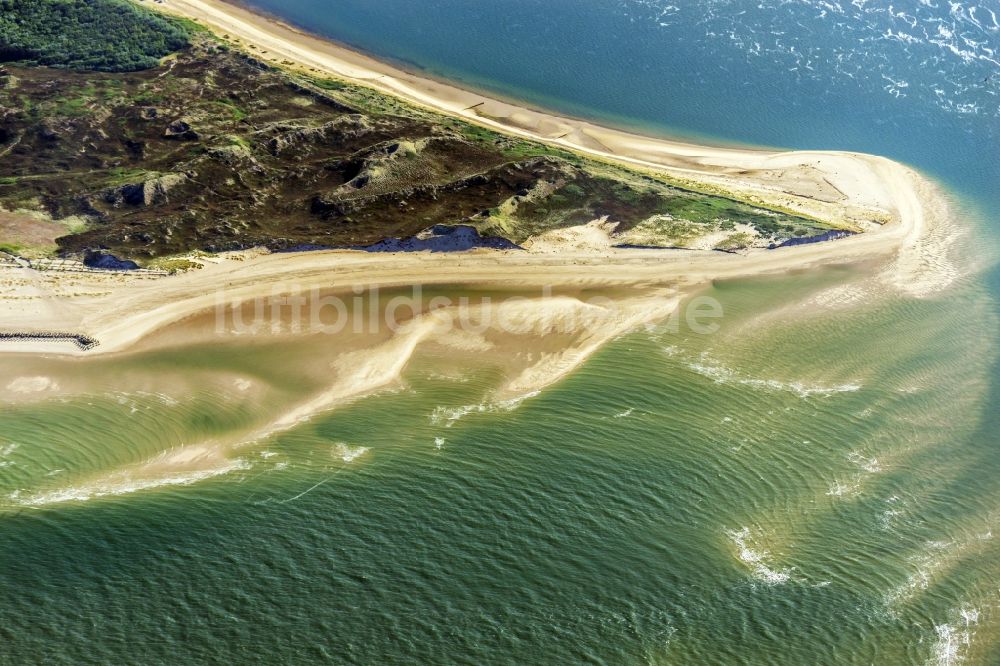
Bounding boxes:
680 354 861 398
429 391 538 428
333 443 369 463
9 459 251 507
929 607 980 666
726 527 792 585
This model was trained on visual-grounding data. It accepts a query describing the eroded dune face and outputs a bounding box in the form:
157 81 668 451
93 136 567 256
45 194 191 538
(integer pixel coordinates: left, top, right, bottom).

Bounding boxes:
6 284 681 505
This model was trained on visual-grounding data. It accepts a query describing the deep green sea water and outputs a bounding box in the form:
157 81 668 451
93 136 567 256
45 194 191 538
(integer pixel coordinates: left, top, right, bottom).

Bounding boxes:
2 1 999 663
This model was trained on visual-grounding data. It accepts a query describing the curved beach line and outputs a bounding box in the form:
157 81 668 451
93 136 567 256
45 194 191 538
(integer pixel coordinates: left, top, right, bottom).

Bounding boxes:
0 1 963 503
0 1 958 359
0 161 945 361
163 0 896 226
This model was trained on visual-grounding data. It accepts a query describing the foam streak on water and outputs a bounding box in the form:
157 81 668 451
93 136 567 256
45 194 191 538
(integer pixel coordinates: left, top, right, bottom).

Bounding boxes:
1 0 999 661
725 527 792 585
10 459 252 507
667 349 862 398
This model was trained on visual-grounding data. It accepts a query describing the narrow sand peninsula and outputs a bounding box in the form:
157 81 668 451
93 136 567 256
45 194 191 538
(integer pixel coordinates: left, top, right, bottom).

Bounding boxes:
0 0 961 503
0 0 952 361
0 153 946 361
160 0 892 229
0 1 957 387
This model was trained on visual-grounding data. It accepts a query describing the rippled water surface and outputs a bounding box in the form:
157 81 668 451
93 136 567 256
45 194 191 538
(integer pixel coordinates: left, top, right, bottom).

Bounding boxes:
2 0 999 663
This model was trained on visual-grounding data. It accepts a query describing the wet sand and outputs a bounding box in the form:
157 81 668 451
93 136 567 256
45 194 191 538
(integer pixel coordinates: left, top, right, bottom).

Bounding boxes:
0 0 962 489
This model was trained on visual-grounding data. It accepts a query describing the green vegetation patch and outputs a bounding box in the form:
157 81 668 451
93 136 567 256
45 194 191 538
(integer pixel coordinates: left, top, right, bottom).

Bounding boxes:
145 257 202 273
210 99 248 122
0 0 189 72
310 78 347 91
0 29 843 260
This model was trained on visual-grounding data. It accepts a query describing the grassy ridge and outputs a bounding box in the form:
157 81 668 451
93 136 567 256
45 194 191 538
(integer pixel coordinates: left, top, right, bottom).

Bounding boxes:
0 3 836 261
0 0 189 72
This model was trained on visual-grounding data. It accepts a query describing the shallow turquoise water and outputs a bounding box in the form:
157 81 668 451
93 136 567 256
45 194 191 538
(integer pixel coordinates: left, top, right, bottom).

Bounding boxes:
2 1 1000 663
3 269 998 663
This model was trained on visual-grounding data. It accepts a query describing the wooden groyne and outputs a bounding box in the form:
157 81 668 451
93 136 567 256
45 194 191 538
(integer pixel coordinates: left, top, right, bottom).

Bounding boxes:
0 331 99 351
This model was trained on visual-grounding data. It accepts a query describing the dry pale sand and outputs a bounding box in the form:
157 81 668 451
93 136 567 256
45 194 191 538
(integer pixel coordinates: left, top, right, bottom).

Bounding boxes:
0 0 952 360
0 0 964 500
0 151 949 361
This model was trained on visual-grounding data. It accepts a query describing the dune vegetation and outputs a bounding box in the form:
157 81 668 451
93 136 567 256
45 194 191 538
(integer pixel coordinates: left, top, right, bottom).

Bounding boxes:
0 0 189 72
0 0 835 264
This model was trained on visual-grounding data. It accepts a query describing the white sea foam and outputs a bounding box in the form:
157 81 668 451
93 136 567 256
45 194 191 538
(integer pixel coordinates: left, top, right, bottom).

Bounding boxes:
848 451 882 473
930 607 978 666
726 527 792 584
0 442 17 468
684 356 861 398
430 403 484 427
11 459 251 506
333 443 369 463
885 535 992 613
960 607 980 626
430 391 538 428
886 539 953 609
826 479 861 497
878 495 907 530
931 623 966 666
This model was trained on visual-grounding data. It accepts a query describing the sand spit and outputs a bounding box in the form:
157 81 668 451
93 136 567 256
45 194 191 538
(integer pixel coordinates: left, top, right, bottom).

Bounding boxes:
0 160 952 358
0 0 965 503
0 0 960 359
11 287 680 504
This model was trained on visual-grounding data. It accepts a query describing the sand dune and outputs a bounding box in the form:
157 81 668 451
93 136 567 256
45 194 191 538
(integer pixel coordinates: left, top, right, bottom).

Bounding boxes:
0 0 965 503
162 0 894 230
0 157 952 359
0 0 959 358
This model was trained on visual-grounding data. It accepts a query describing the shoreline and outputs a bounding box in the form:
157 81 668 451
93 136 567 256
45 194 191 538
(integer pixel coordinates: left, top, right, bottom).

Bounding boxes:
0 2 960 490
157 0 897 228
216 0 765 154
0 0 956 359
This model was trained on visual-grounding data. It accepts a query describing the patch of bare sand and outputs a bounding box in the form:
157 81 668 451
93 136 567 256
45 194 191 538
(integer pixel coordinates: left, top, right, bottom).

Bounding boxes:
0 0 968 503
12 286 679 504
0 209 70 257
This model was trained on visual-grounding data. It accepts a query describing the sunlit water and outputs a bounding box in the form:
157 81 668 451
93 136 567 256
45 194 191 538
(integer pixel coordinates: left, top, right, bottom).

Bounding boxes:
2 1 999 663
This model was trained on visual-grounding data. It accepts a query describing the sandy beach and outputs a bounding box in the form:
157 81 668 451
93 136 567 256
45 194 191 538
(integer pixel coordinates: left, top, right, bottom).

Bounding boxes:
0 0 958 390
0 156 948 357
6 3 1000 660
157 0 897 229
0 0 964 501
